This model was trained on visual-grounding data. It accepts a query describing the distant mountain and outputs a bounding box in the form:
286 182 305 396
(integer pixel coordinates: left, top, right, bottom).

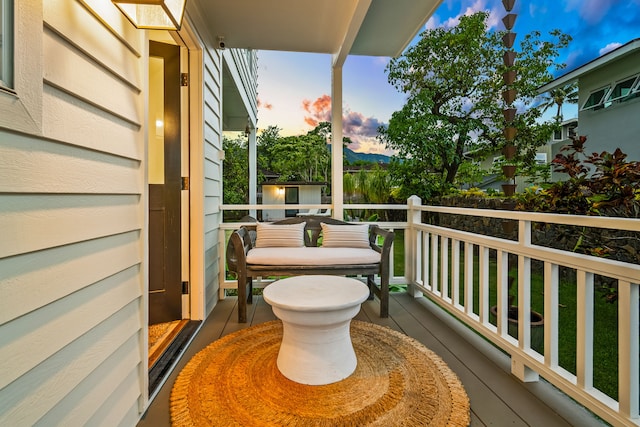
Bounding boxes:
327 144 391 164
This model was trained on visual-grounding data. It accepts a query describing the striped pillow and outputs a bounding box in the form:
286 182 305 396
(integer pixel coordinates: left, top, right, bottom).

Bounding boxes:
255 222 306 248
321 223 370 248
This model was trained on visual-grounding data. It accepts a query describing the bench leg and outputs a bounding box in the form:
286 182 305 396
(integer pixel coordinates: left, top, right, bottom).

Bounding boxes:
379 273 390 318
237 272 248 323
366 275 375 300
367 274 389 318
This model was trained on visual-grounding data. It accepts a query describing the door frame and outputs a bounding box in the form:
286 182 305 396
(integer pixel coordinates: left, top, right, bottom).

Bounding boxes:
176 22 205 322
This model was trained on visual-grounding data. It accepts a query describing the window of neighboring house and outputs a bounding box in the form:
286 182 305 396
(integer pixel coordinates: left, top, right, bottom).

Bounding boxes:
553 129 562 140
567 124 577 138
535 153 547 165
606 74 640 104
0 0 14 89
581 86 610 111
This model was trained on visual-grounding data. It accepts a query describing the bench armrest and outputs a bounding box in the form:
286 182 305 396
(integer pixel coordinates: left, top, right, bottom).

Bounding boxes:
226 226 253 273
369 225 394 261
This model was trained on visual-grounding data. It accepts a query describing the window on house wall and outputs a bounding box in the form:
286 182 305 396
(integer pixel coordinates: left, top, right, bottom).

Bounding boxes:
553 129 562 140
568 123 577 138
581 86 610 111
606 74 640 104
0 0 14 89
535 153 547 165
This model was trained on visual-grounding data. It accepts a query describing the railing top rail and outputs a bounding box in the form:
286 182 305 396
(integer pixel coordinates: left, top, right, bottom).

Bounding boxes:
417 204 640 231
221 203 408 211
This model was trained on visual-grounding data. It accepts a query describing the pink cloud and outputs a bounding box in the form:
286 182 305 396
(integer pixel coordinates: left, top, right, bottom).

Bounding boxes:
301 95 390 154
257 98 273 110
302 95 332 127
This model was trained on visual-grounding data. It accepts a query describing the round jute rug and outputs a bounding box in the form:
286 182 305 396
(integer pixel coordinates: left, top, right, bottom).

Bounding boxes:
170 320 470 426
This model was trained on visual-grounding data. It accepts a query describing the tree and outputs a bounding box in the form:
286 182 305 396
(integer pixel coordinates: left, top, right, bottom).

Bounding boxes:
538 82 579 121
223 134 249 205
257 125 282 174
266 132 330 182
378 11 571 199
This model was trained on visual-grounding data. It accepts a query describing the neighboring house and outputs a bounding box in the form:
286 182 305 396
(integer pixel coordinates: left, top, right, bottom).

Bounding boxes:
0 1 442 425
261 181 328 221
474 119 577 192
539 38 640 162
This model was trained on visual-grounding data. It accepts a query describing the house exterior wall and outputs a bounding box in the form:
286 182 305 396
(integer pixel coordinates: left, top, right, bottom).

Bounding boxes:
578 52 640 161
0 0 257 424
201 45 225 315
0 1 147 426
261 184 323 220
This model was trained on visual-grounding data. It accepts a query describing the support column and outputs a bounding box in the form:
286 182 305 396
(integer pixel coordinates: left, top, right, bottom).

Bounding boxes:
248 128 257 218
331 63 344 220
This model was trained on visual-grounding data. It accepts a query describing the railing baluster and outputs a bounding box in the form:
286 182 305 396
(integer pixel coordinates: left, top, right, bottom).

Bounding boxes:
422 231 428 288
479 245 489 324
452 239 460 308
618 280 639 418
431 234 439 294
496 249 508 337
544 262 559 368
441 236 450 301
464 242 474 316
576 270 594 390
518 255 532 350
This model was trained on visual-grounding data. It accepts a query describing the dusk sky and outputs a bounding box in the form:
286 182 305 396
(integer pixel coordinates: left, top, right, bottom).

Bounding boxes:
256 0 640 155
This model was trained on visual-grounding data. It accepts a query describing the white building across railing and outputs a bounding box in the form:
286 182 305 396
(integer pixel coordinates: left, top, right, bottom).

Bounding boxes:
220 198 640 426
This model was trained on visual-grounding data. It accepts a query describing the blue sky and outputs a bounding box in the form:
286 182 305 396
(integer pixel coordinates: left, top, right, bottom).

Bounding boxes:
256 0 640 155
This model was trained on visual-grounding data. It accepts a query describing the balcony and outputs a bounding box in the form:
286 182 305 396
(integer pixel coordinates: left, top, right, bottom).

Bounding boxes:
140 200 639 426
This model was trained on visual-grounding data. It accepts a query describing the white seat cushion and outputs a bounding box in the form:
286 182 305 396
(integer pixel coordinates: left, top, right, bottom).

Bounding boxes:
246 247 381 266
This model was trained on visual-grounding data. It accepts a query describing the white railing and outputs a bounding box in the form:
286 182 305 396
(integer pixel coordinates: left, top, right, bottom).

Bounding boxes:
405 195 640 427
219 199 640 426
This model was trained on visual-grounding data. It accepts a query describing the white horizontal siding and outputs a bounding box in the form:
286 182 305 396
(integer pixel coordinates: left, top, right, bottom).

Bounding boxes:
0 133 141 195
3 302 141 426
202 47 223 315
0 1 146 426
43 85 142 160
0 231 141 325
0 194 142 258
44 28 141 125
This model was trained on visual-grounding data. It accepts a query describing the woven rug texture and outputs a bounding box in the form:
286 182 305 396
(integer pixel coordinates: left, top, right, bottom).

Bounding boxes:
171 320 470 426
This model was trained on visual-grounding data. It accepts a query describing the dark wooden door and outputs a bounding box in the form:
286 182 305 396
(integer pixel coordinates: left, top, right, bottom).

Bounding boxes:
148 41 182 324
285 187 299 217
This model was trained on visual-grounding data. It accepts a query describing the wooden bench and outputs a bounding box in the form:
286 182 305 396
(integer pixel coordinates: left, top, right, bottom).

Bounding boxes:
226 216 395 323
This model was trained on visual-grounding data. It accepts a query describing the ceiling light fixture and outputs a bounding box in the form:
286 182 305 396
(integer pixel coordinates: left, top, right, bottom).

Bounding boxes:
112 0 187 30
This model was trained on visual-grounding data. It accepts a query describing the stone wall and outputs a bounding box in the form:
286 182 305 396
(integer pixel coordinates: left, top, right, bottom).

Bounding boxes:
428 196 640 266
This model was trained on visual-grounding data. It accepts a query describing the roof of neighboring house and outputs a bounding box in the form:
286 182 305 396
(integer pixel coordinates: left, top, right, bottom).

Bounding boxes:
539 38 640 93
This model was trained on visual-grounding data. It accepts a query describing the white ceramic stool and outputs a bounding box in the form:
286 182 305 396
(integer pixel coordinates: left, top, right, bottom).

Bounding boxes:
263 275 370 385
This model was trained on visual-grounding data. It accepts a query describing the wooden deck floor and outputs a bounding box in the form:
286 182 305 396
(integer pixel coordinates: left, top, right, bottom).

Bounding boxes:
138 292 606 426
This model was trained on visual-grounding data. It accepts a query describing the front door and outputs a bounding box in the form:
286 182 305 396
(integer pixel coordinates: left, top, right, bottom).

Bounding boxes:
148 41 182 324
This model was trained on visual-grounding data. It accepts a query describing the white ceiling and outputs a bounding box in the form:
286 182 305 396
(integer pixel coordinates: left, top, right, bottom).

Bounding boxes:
190 0 443 58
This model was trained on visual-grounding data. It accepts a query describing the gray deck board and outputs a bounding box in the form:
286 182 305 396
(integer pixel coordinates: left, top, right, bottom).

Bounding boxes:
138 292 606 427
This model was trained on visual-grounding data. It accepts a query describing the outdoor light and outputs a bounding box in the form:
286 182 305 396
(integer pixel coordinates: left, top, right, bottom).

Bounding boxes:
112 0 187 30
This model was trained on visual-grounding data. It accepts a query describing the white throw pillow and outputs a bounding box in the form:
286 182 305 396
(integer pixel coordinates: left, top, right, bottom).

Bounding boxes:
321 223 370 248
255 222 306 248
